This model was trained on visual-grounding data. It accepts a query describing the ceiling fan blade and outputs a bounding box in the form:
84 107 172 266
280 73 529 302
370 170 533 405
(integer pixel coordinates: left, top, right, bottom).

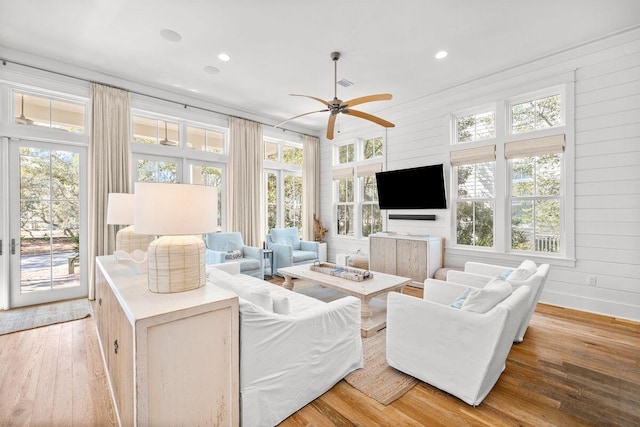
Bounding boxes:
274 109 328 128
326 114 337 140
344 109 395 128
341 93 392 108
289 94 330 107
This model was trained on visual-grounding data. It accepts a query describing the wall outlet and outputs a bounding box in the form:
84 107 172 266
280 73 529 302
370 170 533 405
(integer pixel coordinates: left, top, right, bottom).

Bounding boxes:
587 275 597 286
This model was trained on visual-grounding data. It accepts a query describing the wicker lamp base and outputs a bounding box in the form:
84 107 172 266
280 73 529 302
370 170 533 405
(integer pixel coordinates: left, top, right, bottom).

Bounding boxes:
116 225 156 253
147 235 206 293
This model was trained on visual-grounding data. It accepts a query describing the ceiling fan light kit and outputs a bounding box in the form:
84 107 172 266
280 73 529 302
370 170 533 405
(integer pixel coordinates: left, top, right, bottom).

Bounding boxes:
276 51 395 140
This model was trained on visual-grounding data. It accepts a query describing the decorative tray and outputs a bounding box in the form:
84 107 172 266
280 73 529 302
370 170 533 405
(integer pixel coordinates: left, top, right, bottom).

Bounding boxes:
310 262 373 282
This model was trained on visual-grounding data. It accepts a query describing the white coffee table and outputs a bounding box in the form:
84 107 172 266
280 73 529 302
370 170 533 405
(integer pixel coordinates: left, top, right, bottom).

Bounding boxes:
278 264 411 337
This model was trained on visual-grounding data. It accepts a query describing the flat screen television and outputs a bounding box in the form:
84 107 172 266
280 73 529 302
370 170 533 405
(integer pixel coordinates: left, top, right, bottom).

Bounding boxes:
375 164 447 209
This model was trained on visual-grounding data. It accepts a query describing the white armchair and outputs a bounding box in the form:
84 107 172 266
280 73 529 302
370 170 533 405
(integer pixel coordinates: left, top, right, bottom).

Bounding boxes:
446 260 550 342
386 279 531 406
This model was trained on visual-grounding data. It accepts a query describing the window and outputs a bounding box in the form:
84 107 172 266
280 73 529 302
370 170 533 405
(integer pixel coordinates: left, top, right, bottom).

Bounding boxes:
187 126 225 153
332 137 384 239
131 108 228 231
511 93 562 134
455 110 495 143
14 91 85 133
451 85 570 258
284 174 302 229
455 162 495 247
133 115 179 146
190 164 223 232
507 135 564 254
263 137 304 233
136 156 179 183
338 142 355 164
363 136 383 159
361 175 381 237
336 175 354 236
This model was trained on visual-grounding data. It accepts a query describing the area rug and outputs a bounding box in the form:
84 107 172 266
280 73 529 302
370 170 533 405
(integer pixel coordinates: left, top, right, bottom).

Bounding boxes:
0 298 92 335
345 330 419 405
286 280 419 406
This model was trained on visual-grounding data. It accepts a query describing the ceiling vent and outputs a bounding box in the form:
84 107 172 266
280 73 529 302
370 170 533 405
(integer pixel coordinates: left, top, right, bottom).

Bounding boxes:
337 78 354 87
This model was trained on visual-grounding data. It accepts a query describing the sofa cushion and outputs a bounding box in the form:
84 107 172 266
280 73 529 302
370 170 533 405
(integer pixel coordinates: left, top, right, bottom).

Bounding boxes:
271 228 301 250
236 257 261 272
462 278 512 314
507 260 537 281
292 250 318 263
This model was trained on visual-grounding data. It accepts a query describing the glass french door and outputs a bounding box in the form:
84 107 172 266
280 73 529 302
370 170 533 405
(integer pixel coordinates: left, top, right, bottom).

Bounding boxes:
8 139 87 308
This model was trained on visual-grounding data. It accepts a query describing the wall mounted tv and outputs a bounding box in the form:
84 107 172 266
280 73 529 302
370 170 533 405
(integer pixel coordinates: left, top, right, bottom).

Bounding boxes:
375 164 447 209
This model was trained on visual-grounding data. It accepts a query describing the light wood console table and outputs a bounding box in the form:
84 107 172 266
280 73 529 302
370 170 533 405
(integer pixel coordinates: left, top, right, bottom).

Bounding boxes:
95 256 239 426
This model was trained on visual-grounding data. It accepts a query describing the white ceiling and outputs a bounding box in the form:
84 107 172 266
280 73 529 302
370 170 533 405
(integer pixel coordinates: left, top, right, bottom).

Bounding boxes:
1 0 639 133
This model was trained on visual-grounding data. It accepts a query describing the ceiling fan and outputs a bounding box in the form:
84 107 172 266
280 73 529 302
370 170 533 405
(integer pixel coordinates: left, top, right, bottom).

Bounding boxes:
275 51 395 140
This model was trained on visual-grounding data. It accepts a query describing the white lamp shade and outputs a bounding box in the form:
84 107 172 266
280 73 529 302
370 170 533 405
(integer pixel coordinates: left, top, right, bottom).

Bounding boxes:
107 193 135 225
134 182 217 236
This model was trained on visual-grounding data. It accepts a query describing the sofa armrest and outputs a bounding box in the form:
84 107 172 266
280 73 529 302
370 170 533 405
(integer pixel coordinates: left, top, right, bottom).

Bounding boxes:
464 261 511 276
446 271 494 289
243 245 263 261
205 249 227 265
300 240 320 254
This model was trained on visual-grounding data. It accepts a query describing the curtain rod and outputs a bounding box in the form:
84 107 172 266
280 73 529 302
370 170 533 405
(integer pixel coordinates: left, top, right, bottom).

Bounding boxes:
1 57 311 138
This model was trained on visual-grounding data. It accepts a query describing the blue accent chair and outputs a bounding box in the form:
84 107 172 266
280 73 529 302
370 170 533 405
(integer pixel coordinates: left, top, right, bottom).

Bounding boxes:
266 227 320 277
205 232 264 279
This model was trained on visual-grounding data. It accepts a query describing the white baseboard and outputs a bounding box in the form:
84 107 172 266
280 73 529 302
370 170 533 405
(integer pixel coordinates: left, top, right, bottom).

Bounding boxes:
540 290 640 322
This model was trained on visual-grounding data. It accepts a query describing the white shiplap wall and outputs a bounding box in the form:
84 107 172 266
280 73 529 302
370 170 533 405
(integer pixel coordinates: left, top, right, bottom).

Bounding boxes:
321 28 640 321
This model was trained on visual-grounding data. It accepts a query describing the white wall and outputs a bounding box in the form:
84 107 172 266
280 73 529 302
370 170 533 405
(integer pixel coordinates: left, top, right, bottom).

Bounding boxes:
321 28 640 321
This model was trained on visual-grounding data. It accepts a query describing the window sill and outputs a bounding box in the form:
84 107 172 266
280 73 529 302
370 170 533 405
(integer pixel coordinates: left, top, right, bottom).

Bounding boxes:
445 246 576 268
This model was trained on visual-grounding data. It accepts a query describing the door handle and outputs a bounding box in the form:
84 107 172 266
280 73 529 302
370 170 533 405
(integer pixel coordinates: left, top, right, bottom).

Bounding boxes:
11 239 16 255
0 239 2 256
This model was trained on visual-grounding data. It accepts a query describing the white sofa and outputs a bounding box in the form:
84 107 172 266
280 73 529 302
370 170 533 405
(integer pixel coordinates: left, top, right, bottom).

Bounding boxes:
206 263 363 427
386 278 531 406
446 260 550 342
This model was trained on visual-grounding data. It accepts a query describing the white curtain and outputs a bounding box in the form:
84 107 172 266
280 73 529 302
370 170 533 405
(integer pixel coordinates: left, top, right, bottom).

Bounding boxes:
228 117 264 247
302 135 320 241
87 83 131 299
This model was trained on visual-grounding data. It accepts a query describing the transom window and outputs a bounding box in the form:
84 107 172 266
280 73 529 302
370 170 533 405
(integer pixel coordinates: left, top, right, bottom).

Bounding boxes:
13 91 85 133
187 126 225 153
133 115 180 146
455 110 495 143
511 93 562 134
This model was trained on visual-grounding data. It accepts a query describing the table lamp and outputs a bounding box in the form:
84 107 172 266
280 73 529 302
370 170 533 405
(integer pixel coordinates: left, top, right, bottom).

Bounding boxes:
134 182 217 293
106 193 155 252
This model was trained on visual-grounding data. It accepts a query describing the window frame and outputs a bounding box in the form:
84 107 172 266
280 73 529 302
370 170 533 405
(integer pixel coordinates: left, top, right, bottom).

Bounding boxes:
448 78 575 265
262 136 304 234
332 135 385 241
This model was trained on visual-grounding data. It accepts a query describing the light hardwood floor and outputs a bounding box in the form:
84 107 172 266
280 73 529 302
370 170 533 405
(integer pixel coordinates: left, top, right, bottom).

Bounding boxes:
1 285 638 426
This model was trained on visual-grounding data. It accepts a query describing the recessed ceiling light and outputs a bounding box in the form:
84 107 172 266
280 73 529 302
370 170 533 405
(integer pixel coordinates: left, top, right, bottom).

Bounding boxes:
218 52 231 62
435 50 448 59
160 29 182 42
203 65 220 75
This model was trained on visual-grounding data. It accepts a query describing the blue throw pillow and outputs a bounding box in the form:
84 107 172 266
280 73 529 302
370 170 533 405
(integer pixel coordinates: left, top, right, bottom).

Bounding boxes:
499 269 513 280
450 288 471 309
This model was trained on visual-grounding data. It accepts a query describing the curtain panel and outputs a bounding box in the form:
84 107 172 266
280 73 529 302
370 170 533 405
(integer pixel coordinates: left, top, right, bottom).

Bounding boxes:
302 135 320 241
87 83 131 299
228 117 264 247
